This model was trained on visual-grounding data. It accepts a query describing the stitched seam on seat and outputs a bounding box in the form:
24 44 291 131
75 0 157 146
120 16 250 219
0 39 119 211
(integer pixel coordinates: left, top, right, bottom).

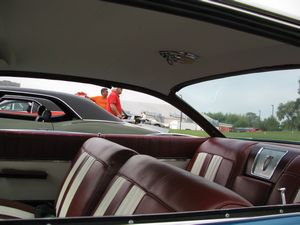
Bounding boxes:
58 156 96 217
56 152 88 214
214 200 250 209
204 155 223 181
114 185 146 215
82 146 110 167
190 153 207 175
118 174 176 212
93 176 127 216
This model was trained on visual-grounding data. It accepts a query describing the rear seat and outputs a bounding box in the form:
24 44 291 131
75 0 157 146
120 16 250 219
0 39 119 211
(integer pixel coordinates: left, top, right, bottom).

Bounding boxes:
0 137 137 219
186 138 255 188
93 154 252 216
0 137 252 219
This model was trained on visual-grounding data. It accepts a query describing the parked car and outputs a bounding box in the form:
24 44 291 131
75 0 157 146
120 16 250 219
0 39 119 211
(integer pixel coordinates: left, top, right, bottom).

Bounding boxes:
0 87 158 135
0 0 300 225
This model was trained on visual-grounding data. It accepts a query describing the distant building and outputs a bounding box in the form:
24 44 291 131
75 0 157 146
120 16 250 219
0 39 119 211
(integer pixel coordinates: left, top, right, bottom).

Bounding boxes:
0 80 20 87
218 123 233 132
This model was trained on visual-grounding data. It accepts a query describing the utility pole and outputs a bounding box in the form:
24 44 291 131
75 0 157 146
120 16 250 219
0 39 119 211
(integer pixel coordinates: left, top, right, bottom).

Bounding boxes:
271 105 274 118
178 94 183 130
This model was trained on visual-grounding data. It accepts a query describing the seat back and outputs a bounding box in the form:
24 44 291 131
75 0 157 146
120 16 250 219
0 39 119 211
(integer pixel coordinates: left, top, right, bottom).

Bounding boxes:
93 155 251 216
35 105 46 121
55 137 137 217
186 138 255 187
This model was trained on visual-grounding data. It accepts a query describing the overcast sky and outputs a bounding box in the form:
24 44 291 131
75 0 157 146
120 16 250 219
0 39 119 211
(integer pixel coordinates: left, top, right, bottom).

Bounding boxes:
179 69 300 119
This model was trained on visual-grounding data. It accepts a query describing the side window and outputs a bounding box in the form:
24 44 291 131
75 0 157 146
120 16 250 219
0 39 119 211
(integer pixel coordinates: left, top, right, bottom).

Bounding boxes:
0 97 66 121
0 77 208 136
178 69 300 142
0 100 32 112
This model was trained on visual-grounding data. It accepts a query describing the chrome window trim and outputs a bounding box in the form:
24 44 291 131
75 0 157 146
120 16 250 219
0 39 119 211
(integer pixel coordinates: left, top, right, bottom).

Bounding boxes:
200 0 300 29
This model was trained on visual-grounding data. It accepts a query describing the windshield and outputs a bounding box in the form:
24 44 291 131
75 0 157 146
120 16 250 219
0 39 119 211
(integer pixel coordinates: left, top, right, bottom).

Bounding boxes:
177 68 300 142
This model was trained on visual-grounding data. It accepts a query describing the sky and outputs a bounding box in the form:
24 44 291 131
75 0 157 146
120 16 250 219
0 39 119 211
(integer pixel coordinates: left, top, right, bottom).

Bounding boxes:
178 69 300 119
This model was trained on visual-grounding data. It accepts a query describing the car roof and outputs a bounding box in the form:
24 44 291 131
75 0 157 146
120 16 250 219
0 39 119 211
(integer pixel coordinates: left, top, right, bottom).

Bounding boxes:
0 1 299 96
0 86 120 121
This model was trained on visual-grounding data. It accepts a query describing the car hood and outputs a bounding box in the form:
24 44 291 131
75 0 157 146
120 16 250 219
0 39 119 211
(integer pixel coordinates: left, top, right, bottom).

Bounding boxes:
54 119 159 135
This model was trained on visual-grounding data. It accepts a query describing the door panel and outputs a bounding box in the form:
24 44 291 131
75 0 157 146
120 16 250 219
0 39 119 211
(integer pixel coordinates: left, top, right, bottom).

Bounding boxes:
0 161 70 200
0 118 53 130
0 129 96 201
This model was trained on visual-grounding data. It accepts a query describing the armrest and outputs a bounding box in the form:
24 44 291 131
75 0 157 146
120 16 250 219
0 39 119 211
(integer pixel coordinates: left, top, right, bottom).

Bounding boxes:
0 169 48 179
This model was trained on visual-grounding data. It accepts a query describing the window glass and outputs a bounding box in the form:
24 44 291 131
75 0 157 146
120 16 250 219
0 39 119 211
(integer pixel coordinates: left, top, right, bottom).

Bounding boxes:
234 0 300 21
0 100 30 111
177 69 300 142
0 77 205 136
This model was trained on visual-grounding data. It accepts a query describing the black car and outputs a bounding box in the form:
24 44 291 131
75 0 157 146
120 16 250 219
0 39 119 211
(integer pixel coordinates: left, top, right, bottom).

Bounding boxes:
0 86 158 134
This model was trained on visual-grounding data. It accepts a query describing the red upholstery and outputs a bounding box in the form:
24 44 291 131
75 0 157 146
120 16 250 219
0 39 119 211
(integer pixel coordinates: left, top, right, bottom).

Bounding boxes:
236 144 300 205
267 156 300 205
56 137 137 217
186 138 256 187
101 134 207 158
0 129 96 160
232 176 272 205
93 155 252 216
0 137 137 219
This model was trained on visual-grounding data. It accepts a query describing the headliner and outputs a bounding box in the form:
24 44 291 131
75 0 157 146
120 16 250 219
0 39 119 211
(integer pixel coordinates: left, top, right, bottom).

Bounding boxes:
0 0 300 95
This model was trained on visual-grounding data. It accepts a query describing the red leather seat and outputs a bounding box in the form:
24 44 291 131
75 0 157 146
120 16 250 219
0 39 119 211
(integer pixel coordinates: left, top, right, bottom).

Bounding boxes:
92 154 252 216
0 137 137 219
186 138 255 188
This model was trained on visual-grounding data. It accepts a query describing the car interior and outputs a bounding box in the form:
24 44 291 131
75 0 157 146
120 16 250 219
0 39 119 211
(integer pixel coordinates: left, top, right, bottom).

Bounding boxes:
0 0 300 224
0 129 299 220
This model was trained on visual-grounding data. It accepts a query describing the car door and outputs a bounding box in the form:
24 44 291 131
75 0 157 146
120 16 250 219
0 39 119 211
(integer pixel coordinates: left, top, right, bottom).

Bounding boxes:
0 129 96 202
0 97 65 202
0 98 54 131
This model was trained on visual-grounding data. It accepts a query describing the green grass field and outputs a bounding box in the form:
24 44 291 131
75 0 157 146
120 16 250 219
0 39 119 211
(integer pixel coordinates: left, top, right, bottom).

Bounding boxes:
170 129 300 142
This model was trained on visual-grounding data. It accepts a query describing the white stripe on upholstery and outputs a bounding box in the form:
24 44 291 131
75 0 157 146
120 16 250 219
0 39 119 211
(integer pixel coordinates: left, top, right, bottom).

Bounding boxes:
293 189 300 203
0 206 34 219
204 155 223 182
93 177 126 216
59 156 96 217
190 153 208 175
115 185 145 215
56 152 88 214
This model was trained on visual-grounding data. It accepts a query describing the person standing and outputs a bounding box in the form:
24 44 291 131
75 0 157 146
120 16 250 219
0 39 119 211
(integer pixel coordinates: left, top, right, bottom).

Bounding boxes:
90 88 108 109
141 112 147 123
107 87 123 119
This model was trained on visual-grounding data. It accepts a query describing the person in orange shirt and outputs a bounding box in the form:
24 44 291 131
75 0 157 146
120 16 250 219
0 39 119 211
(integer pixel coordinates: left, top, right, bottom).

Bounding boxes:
90 88 108 109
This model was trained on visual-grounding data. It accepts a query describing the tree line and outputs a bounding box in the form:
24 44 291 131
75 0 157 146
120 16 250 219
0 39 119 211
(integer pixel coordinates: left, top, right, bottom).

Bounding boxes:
206 98 300 131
